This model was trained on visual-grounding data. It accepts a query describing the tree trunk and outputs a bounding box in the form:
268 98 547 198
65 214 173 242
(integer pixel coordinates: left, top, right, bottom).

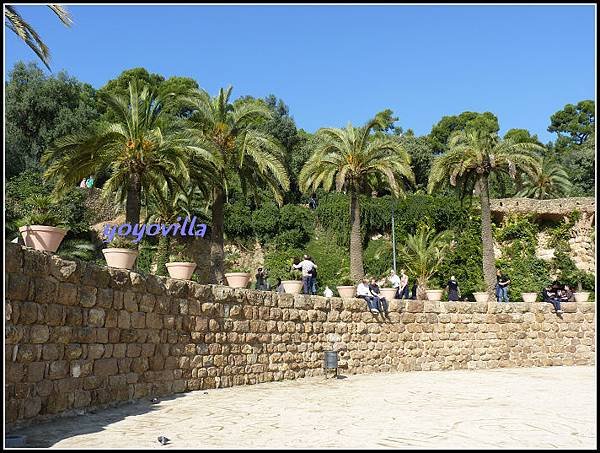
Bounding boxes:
210 186 226 284
153 235 170 276
478 174 497 295
126 173 141 225
349 193 364 282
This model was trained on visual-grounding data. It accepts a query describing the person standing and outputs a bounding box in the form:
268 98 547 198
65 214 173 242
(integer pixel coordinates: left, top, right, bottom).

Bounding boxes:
308 256 318 295
308 193 318 210
389 270 401 299
255 267 267 291
446 276 460 301
79 177 87 188
496 270 511 303
86 175 95 188
398 269 409 300
275 278 285 294
293 255 316 295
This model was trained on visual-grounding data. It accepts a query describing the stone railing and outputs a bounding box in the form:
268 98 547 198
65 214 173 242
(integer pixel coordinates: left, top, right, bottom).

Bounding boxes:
5 243 595 428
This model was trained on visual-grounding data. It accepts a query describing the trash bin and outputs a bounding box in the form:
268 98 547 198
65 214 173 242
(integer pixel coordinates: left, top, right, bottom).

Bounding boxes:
323 350 338 373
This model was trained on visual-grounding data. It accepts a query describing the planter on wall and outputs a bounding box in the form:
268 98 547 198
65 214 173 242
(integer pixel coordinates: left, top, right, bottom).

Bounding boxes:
336 286 356 298
425 289 444 301
282 280 303 295
379 288 397 300
102 248 138 270
224 272 251 288
521 292 538 303
473 292 489 303
19 225 67 253
574 292 590 302
166 262 197 280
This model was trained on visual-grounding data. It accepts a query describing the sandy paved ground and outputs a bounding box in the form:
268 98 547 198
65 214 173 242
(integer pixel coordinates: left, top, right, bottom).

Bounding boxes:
9 366 596 449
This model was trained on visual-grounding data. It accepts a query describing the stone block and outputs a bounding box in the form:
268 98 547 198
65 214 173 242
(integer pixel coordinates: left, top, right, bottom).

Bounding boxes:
131 312 146 329
88 308 106 327
30 325 50 343
79 286 97 308
94 358 118 377
8 273 30 301
48 360 69 379
33 277 58 304
124 292 139 312
58 283 78 306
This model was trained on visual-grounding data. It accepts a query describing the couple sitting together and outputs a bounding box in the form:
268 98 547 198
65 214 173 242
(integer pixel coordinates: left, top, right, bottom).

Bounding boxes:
356 278 389 316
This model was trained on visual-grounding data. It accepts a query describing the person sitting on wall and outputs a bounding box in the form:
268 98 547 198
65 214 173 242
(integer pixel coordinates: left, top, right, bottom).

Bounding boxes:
411 281 418 300
398 269 410 300
369 277 388 316
542 282 563 314
357 278 379 314
562 284 574 302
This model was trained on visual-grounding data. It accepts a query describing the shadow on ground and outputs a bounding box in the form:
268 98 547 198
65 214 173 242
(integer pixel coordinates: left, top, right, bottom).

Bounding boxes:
8 392 192 448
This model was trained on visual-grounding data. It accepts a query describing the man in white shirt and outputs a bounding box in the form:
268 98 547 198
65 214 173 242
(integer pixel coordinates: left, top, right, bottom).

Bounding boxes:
389 270 401 299
356 278 379 314
293 255 316 295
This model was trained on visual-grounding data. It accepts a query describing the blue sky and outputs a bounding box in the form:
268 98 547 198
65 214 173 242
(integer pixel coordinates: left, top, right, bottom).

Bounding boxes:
4 5 596 143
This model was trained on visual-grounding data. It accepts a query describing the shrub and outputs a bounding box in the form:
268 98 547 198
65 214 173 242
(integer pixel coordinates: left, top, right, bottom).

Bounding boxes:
251 202 280 243
224 201 253 240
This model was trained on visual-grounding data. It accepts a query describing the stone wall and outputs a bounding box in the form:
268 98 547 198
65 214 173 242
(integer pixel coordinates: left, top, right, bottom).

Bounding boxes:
5 243 596 428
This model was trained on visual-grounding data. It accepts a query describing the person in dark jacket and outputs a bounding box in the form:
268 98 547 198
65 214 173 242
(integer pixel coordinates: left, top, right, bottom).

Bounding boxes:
369 278 389 315
446 276 460 301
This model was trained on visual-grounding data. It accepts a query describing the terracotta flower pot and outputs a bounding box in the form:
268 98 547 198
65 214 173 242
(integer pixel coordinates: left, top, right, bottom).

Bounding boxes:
426 289 444 301
473 292 489 303
166 262 197 280
574 292 590 302
19 225 67 253
380 288 397 300
336 286 356 298
282 280 303 295
521 292 538 303
102 248 138 270
224 272 251 288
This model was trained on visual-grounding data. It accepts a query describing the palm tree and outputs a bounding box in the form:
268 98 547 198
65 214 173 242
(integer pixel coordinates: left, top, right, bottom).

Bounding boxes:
398 224 453 300
5 5 72 70
144 180 208 275
428 129 543 294
42 80 207 226
299 115 415 281
516 157 572 199
182 86 290 283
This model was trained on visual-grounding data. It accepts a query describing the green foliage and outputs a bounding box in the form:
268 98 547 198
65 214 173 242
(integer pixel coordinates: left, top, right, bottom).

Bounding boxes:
57 238 97 262
396 134 434 190
135 241 156 274
104 236 139 250
428 111 499 153
16 194 68 229
559 134 595 196
364 238 395 279
224 201 254 240
306 230 351 290
548 100 594 147
503 128 542 145
5 62 100 179
251 202 280 243
263 247 304 285
169 241 193 262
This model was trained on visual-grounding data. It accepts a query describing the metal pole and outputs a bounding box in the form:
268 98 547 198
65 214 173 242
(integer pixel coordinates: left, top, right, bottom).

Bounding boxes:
391 200 397 273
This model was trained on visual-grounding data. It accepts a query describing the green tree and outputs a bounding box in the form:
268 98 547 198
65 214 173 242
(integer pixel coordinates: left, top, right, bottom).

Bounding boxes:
5 4 72 70
5 62 100 179
503 128 542 145
548 100 594 147
428 130 543 294
395 135 434 190
516 157 572 199
559 133 595 196
42 80 198 225
299 113 415 280
183 86 290 283
429 111 499 153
